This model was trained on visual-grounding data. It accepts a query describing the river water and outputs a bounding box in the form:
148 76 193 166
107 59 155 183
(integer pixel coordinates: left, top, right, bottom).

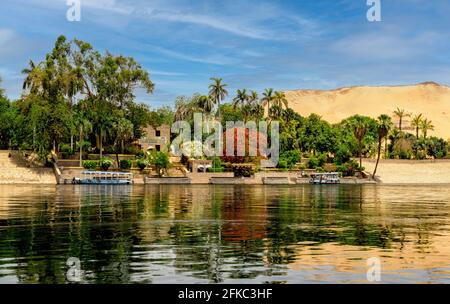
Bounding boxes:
0 184 449 284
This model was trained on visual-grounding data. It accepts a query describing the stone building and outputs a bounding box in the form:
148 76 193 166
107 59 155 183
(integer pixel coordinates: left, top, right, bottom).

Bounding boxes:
139 125 171 152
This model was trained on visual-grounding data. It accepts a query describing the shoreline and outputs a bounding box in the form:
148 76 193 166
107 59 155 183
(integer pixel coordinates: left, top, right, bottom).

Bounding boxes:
2 158 450 185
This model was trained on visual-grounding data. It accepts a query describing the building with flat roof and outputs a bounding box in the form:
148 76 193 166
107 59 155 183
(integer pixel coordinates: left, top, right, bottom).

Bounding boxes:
139 124 171 152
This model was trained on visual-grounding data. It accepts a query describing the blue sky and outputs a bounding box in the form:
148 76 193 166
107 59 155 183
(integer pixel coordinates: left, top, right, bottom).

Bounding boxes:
1 0 449 108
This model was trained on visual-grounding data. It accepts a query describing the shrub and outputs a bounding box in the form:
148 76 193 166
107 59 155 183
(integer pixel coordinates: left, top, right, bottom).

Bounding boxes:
149 151 171 177
83 160 98 170
278 160 288 170
136 158 148 170
232 164 255 177
210 157 224 172
100 157 113 171
280 150 301 169
315 167 325 173
307 157 319 169
60 144 73 154
120 159 132 170
334 145 352 165
317 153 327 167
135 150 145 159
336 160 363 177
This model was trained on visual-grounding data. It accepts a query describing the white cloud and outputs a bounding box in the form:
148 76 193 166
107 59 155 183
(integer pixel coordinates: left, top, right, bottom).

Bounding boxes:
0 29 15 46
332 31 442 60
143 9 271 40
146 45 235 66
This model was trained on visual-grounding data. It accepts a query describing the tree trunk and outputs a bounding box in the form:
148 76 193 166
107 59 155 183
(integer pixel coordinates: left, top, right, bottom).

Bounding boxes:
33 126 36 149
384 138 388 158
399 117 402 131
99 130 103 159
373 137 382 179
79 126 83 167
115 144 120 169
121 140 124 154
217 100 221 119
70 134 74 151
416 127 419 139
358 140 363 169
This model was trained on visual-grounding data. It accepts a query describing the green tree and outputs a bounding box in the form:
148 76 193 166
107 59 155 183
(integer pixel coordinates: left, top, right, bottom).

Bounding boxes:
73 108 92 167
149 151 171 177
393 107 410 132
298 114 336 155
411 113 423 138
196 95 214 117
420 118 434 138
373 114 393 178
261 88 274 118
208 77 228 118
349 115 371 168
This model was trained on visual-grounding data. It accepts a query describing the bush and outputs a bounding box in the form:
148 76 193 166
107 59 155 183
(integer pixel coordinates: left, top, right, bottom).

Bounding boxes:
307 157 319 169
334 145 352 165
336 160 362 177
315 167 325 173
125 146 142 155
278 160 288 169
136 158 148 170
210 157 224 172
135 150 145 159
280 150 301 169
99 157 113 171
232 164 255 177
149 151 171 177
119 159 132 170
83 160 98 170
317 153 327 167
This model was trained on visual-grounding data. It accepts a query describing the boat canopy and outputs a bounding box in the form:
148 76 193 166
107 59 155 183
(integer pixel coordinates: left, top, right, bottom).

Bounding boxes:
81 171 133 178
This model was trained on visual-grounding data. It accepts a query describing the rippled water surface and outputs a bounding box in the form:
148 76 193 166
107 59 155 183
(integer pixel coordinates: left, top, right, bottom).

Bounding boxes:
0 184 449 284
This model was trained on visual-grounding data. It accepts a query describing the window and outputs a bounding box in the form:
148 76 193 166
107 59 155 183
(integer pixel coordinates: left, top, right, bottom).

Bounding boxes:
155 130 161 137
156 145 161 151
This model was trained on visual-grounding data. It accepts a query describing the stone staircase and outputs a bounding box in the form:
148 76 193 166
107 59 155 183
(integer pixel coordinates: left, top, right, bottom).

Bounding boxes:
0 150 57 184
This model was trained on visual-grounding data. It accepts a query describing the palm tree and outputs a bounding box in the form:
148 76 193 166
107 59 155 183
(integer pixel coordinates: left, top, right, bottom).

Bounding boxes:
373 114 393 178
261 88 274 118
411 113 423 138
352 116 370 169
232 89 248 109
22 60 43 94
393 107 410 131
420 118 434 138
73 110 92 167
248 90 259 105
208 77 228 118
196 95 214 117
272 91 289 109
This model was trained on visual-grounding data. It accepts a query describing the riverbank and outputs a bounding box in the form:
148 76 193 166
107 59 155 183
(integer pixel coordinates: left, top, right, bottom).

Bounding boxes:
363 159 450 184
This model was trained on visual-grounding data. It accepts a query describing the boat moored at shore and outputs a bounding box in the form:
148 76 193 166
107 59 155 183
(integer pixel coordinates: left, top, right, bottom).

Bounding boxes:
309 172 340 184
72 171 133 185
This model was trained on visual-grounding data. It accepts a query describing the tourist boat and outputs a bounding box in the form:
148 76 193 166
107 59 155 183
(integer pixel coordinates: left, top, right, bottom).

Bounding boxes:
309 172 340 184
72 171 133 185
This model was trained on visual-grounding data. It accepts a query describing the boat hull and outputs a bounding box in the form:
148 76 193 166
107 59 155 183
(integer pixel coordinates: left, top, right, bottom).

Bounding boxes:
74 179 133 185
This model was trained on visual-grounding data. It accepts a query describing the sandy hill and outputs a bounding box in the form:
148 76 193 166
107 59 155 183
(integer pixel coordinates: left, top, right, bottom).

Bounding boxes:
285 82 450 140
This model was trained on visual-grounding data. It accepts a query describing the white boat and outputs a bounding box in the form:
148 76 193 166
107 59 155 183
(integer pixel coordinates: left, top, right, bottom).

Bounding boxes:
309 172 340 184
72 171 133 185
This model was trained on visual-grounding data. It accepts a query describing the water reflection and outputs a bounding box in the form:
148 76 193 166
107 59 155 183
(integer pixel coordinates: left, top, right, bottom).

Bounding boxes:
0 184 449 284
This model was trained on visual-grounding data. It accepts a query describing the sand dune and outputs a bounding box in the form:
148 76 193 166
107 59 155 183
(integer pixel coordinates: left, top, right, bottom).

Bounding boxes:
285 82 450 140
